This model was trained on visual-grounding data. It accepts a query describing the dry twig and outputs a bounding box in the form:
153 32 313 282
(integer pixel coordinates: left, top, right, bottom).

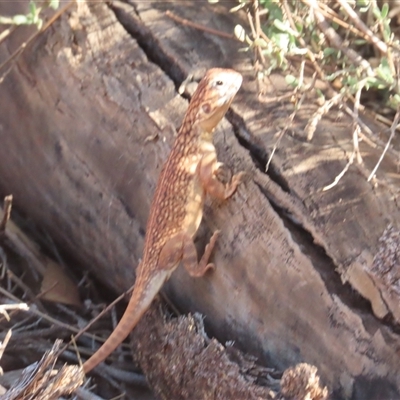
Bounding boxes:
323 151 356 191
281 0 325 80
2 340 84 400
302 0 373 74
266 67 317 171
336 0 388 54
165 10 236 40
0 195 12 234
368 110 400 181
352 84 364 164
306 92 344 141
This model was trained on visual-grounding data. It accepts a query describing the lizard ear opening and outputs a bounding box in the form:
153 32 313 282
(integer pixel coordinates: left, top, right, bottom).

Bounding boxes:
201 103 212 114
198 101 231 133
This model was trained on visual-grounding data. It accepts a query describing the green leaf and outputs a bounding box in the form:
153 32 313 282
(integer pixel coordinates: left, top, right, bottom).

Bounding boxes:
372 5 381 20
49 0 60 9
353 39 368 45
261 48 272 57
381 3 389 19
323 47 336 57
359 5 370 13
276 49 287 69
260 0 277 8
290 46 308 55
261 1 283 21
273 19 297 36
271 6 284 21
343 75 358 88
285 74 298 87
382 21 391 42
272 32 290 50
388 94 400 109
375 57 394 85
365 76 377 90
29 1 37 16
12 14 29 25
295 21 303 34
273 18 287 32
316 89 325 100
253 37 268 47
357 0 370 12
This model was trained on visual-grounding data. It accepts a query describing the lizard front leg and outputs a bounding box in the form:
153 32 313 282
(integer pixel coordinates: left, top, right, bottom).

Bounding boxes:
198 152 244 201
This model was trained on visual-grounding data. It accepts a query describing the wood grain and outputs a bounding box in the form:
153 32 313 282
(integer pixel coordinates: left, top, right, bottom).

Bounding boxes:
0 1 399 398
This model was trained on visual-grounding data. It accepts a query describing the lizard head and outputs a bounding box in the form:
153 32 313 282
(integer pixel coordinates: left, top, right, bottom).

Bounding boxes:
190 68 243 134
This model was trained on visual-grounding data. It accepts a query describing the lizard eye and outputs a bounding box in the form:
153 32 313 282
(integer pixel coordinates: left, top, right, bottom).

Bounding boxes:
215 80 224 86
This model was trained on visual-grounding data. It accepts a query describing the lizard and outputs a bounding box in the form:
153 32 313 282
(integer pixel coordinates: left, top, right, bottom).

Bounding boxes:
83 68 243 373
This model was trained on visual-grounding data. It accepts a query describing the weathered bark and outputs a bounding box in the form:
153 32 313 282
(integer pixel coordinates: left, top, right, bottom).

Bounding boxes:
131 301 275 400
1 1 400 399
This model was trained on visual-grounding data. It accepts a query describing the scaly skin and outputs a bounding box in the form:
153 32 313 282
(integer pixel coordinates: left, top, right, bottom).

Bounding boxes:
83 68 243 373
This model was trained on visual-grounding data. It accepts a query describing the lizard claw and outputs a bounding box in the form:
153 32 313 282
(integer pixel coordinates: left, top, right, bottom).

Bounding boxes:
232 171 246 185
224 171 245 198
204 262 216 271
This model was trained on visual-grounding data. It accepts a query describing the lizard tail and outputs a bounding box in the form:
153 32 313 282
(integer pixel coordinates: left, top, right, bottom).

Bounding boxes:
82 270 169 374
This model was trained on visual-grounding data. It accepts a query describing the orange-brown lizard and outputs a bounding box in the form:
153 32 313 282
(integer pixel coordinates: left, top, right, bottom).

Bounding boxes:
83 68 243 373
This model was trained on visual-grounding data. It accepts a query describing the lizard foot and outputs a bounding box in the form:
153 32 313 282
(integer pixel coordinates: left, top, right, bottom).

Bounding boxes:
224 171 245 199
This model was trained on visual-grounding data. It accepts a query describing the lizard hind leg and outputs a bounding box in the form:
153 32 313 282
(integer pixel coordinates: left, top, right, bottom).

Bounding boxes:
182 230 220 277
157 233 187 273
